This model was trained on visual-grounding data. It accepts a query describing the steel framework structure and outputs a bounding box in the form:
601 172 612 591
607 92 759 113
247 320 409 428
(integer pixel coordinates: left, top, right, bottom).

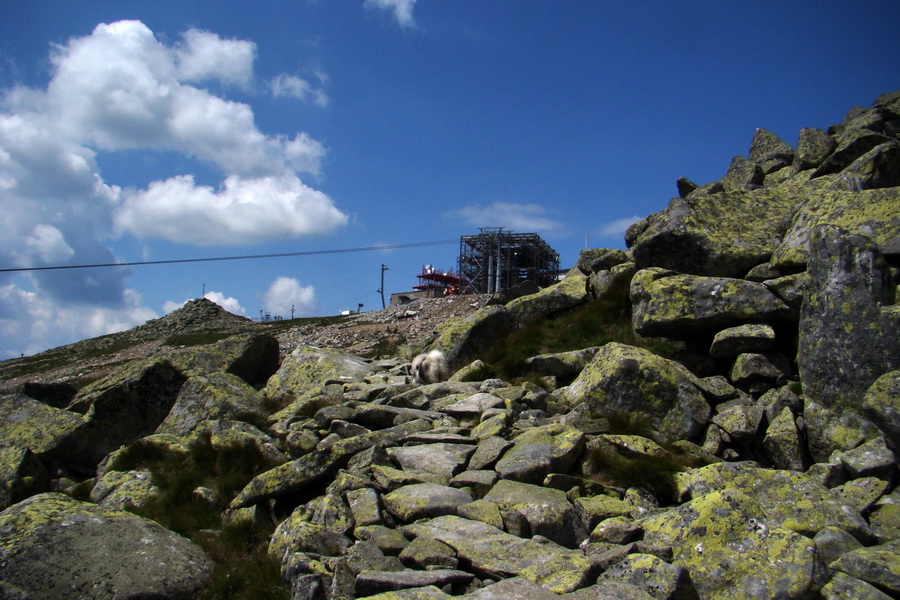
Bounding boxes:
458 228 560 294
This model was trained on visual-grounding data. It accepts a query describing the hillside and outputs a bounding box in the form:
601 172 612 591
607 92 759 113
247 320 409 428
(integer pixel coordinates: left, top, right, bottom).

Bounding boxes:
1 91 898 600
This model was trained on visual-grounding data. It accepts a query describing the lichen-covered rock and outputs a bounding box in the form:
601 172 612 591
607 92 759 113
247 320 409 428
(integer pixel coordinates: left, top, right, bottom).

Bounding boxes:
625 183 800 278
762 407 806 471
561 343 710 443
264 346 375 402
387 444 476 483
483 479 588 549
231 419 431 509
170 332 279 386
862 370 900 451
525 347 599 380
640 489 818 599
269 512 353 561
771 188 900 270
0 493 212 599
68 359 188 466
156 372 266 435
89 469 159 510
676 461 872 541
577 248 630 274
830 539 900 596
711 402 764 446
0 446 48 511
0 392 88 469
797 226 900 461
494 423 585 484
728 352 791 387
402 515 595 593
595 552 697 600
794 126 837 171
631 269 796 338
506 271 591 325
431 305 515 371
821 572 894 600
382 483 473 523
709 324 776 358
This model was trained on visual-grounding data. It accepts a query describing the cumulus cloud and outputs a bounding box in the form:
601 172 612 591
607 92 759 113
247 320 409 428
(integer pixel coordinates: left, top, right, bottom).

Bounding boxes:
0 284 156 358
270 73 329 107
364 0 418 28
447 202 564 233
0 19 346 356
116 174 347 245
263 276 317 318
163 291 246 316
597 215 642 236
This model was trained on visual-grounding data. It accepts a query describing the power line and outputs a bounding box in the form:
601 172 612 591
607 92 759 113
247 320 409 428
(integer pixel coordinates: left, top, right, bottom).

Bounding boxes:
0 239 458 273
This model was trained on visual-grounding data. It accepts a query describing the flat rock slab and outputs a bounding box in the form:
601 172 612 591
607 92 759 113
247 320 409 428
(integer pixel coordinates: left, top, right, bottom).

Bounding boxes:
388 443 477 481
494 423 585 484
383 483 473 523
403 516 594 593
483 479 588 549
356 569 474 596
0 493 212 600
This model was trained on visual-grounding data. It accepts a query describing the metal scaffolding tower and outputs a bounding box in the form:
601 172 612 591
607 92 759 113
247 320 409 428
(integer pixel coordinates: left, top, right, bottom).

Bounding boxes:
458 228 560 294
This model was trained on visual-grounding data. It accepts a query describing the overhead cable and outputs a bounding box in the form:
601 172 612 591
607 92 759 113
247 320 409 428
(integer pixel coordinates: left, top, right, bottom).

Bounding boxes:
0 239 458 273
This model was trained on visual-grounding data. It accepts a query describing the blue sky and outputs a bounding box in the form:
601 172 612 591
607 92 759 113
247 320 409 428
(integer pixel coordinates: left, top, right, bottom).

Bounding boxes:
1 1 898 358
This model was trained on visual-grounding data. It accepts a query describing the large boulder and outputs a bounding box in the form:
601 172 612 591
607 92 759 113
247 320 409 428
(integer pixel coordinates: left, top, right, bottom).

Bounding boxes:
156 372 266 435
0 493 212 599
631 269 796 338
264 346 375 402
494 423 585 484
67 359 188 466
171 332 280 386
0 392 89 471
402 515 595 593
560 343 711 443
505 271 591 325
798 226 900 460
430 305 515 371
640 489 819 599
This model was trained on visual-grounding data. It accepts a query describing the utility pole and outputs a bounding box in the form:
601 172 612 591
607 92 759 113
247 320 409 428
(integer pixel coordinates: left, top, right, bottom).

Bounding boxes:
291 304 295 319
378 264 389 309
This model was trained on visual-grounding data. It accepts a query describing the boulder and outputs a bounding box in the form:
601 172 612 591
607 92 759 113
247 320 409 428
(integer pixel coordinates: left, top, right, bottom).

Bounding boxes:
862 370 900 451
402 515 595 593
561 343 710 443
0 446 48 511
494 423 585 484
576 248 630 273
595 553 697 600
505 271 590 325
821 573 894 600
0 392 89 470
171 332 279 386
721 155 764 191
798 226 900 461
525 347 599 380
0 493 212 599
676 462 872 541
794 126 837 171
355 569 474 597
830 539 900 596
770 188 900 269
762 407 806 471
387 443 476 482
625 184 799 278
382 483 473 523
431 306 515 371
641 489 818 599
483 479 589 549
67 359 188 466
156 372 266 435
631 269 796 338
748 128 795 174
709 324 776 358
264 346 375 402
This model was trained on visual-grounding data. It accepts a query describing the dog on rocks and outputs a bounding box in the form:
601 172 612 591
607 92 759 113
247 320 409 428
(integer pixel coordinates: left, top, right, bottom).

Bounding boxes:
411 349 449 384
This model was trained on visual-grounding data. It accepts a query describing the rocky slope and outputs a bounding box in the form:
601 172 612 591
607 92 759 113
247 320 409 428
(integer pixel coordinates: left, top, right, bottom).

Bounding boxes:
1 91 899 600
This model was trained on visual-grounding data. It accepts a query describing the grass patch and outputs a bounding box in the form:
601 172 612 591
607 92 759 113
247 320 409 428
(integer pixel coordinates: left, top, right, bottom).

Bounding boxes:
104 433 290 599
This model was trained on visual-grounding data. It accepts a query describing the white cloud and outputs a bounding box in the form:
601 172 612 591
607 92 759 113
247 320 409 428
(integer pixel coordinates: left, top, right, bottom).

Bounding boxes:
0 284 156 358
263 276 317 318
447 202 564 233
175 29 256 88
0 19 347 356
364 0 418 28
115 174 348 245
270 73 329 107
163 291 246 317
597 215 642 236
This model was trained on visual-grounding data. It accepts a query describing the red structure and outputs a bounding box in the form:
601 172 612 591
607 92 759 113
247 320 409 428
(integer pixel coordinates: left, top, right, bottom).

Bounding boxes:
413 265 464 296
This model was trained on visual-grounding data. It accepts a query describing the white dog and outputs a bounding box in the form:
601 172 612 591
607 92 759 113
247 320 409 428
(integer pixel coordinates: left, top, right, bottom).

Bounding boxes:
411 350 449 384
